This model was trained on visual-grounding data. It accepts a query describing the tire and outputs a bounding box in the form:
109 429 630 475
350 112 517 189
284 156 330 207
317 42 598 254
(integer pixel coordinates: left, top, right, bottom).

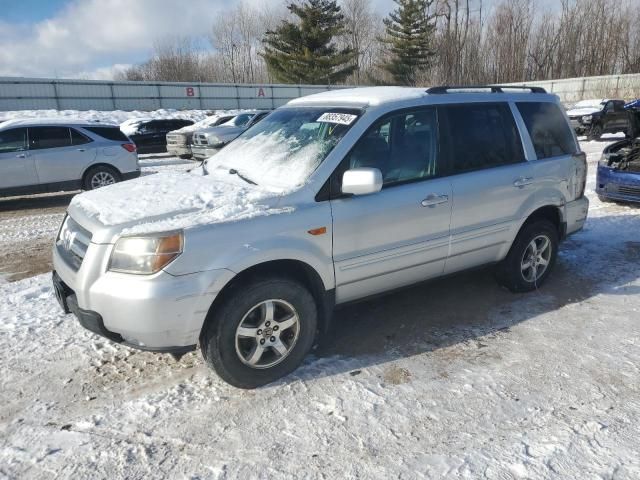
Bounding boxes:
588 124 603 140
495 219 559 293
201 276 318 389
83 165 121 190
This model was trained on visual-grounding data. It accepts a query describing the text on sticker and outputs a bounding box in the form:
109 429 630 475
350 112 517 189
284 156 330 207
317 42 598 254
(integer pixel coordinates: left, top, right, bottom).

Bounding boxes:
317 113 358 125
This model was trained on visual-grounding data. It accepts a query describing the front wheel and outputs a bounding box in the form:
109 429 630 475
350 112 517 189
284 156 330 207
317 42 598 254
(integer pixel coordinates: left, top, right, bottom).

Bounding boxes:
83 165 120 190
495 220 559 293
588 124 603 140
201 277 318 389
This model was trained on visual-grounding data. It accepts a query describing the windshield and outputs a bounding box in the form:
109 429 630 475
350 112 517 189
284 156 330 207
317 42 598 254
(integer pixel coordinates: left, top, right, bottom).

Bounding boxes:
223 113 254 127
573 100 606 109
206 107 361 191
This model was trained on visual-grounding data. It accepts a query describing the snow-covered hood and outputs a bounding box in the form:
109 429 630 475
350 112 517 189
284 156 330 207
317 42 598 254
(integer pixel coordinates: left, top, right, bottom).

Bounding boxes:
567 106 603 117
68 171 289 242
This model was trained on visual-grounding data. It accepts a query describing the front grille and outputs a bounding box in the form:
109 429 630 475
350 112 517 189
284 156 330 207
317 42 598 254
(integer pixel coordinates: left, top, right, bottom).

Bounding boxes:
617 185 640 197
56 216 92 271
569 118 580 127
193 133 208 146
167 134 186 146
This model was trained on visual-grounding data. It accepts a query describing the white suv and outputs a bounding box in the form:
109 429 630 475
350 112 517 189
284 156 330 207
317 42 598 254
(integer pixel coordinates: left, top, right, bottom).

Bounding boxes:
0 119 140 197
52 86 589 388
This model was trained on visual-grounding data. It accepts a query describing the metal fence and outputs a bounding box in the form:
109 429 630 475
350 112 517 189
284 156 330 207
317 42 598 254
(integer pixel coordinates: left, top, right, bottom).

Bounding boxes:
0 77 349 112
2 73 640 111
507 73 640 103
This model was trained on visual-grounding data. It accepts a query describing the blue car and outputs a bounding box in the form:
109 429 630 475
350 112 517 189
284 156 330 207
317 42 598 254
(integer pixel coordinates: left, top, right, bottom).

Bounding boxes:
625 99 640 110
596 138 640 203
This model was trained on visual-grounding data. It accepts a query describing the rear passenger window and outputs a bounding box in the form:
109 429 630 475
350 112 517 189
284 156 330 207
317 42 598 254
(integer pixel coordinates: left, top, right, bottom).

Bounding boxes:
342 108 440 187
442 103 524 173
29 126 71 150
0 128 27 153
517 102 577 159
70 128 92 145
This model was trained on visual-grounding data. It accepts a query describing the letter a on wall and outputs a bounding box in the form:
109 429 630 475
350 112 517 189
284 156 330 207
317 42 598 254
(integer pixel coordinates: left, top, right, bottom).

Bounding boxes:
257 87 265 97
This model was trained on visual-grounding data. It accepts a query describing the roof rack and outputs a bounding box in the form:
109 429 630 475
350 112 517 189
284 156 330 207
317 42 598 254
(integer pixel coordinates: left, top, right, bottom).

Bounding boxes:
426 85 547 94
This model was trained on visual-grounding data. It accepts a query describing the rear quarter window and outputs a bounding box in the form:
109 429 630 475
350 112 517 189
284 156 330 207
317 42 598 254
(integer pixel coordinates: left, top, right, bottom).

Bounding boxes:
516 102 577 159
84 126 130 142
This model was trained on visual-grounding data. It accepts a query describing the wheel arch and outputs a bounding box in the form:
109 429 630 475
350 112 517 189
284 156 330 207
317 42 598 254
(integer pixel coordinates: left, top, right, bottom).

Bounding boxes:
200 259 335 343
81 163 122 186
521 205 563 237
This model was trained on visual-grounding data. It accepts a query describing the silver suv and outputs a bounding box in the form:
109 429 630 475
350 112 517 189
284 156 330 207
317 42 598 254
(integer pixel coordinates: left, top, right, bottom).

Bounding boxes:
52 86 588 388
0 119 140 196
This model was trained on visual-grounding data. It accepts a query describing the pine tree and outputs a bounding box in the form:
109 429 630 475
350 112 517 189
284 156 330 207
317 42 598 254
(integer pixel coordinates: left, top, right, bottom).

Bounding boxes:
262 0 357 84
381 0 437 86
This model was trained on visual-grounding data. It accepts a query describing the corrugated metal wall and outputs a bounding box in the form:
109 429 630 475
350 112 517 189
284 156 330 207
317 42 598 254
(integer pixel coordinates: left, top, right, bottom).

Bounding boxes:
0 77 348 112
2 74 639 111
507 73 640 103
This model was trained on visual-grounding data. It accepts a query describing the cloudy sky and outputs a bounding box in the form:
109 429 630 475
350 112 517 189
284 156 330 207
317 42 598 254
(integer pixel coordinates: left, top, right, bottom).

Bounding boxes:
0 0 400 80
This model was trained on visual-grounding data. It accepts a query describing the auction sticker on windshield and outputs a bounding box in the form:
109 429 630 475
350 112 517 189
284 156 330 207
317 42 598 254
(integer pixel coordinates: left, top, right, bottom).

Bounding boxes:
317 112 358 125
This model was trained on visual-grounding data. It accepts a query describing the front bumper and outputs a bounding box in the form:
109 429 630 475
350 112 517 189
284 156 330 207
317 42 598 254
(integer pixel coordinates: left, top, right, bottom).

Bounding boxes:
565 196 589 236
191 145 221 160
167 144 192 157
596 164 640 203
53 242 234 351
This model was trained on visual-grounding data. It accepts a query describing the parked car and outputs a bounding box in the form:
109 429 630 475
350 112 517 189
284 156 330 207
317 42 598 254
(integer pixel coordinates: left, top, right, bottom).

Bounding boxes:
596 137 640 203
166 114 235 159
0 119 139 197
566 99 633 139
52 86 588 388
124 119 194 154
191 111 270 160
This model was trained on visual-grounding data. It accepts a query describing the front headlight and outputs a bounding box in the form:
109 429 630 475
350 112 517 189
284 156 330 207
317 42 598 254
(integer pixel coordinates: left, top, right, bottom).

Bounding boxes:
109 231 183 275
598 154 610 167
206 135 221 146
582 115 592 123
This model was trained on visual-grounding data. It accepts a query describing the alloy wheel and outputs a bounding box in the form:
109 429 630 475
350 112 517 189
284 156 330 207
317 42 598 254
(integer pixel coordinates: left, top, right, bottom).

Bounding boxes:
235 299 300 369
90 171 116 189
520 234 552 283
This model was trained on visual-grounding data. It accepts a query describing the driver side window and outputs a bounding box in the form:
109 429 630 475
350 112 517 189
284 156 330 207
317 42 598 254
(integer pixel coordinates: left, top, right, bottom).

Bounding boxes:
0 128 27 153
341 108 440 189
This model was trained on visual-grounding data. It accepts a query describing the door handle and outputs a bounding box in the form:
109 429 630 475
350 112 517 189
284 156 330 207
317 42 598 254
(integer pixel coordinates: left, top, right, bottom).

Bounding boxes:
421 194 449 207
77 148 85 152
513 177 533 188
16 153 27 158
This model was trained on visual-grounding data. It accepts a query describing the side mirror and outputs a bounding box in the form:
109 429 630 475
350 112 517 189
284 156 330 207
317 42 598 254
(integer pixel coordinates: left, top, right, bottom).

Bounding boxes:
341 168 383 196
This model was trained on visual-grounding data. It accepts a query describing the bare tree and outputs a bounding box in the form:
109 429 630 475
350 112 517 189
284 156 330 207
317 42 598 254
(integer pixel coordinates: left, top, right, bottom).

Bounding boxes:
340 0 381 84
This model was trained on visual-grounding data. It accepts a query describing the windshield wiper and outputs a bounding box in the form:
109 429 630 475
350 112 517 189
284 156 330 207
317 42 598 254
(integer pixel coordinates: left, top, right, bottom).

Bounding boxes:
229 168 257 185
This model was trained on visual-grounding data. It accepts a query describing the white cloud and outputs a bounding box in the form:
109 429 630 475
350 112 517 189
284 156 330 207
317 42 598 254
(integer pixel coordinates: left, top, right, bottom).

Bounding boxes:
0 0 398 80
0 0 239 79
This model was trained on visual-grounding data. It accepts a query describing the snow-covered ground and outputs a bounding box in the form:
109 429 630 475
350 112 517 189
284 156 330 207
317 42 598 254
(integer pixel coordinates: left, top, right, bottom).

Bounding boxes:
1 138 640 479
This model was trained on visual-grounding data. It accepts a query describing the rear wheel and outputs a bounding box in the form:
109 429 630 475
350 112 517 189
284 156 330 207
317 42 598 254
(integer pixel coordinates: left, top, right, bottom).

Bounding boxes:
495 219 559 293
201 277 318 389
83 165 120 190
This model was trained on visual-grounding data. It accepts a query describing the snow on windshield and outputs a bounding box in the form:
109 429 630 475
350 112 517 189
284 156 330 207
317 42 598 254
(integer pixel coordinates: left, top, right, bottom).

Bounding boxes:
206 108 360 191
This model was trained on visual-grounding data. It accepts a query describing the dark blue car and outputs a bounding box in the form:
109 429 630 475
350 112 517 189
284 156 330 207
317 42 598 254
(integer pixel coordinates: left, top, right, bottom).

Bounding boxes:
596 138 640 203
